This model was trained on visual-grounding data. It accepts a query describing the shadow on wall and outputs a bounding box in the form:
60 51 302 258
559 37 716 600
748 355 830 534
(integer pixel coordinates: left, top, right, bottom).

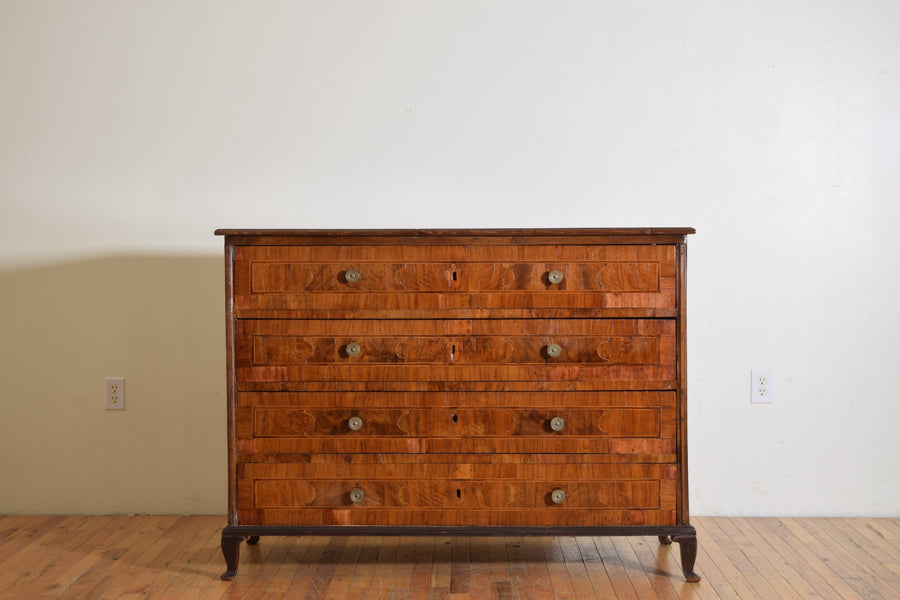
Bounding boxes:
0 256 227 515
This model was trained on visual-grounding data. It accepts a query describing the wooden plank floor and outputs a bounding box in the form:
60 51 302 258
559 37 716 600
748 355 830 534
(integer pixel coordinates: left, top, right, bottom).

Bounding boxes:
0 516 897 599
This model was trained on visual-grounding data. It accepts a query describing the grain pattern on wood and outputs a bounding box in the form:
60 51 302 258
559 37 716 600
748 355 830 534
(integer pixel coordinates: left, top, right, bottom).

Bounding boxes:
236 307 681 320
236 508 679 527
251 479 664 510
232 243 679 317
239 462 678 481
247 261 664 293
236 364 677 387
248 334 665 367
239 380 680 393
240 436 676 457
249 407 672 438
237 453 680 467
237 317 674 337
231 239 680 261
237 390 678 409
235 290 676 315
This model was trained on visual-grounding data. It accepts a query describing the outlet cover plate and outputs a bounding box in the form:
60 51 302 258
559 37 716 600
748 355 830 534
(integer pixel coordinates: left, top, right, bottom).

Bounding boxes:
751 369 773 404
106 377 125 410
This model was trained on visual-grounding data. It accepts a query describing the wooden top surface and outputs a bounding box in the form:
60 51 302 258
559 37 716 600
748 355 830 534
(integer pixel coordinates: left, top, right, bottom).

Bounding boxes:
215 227 695 238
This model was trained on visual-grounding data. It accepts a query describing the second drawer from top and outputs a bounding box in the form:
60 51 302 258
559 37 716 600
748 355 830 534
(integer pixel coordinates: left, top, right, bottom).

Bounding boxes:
234 319 676 389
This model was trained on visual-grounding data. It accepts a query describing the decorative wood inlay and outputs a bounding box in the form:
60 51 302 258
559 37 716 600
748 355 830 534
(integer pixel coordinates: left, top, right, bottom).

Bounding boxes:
252 479 662 510
251 408 666 438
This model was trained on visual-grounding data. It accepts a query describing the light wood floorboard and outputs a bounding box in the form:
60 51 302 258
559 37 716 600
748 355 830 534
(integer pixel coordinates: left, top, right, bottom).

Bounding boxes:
0 516 897 599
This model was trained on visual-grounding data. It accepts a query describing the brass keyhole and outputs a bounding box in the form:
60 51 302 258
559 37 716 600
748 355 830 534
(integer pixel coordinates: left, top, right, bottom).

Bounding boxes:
451 414 458 424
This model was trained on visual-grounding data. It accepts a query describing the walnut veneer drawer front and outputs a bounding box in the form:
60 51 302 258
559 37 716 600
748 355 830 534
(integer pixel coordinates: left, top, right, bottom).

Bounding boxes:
252 479 664 510
217 228 699 582
249 407 673 437
234 318 675 389
238 464 677 527
232 243 677 318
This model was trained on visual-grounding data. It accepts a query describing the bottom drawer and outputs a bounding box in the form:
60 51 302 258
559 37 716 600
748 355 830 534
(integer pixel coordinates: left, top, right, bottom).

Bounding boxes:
236 459 678 527
254 479 660 509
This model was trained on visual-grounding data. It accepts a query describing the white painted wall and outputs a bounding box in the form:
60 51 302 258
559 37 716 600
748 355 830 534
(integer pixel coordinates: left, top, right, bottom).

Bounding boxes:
2 1 898 516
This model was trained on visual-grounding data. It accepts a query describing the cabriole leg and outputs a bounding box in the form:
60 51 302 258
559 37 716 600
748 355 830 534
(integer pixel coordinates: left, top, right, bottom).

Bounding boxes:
672 534 701 582
220 534 243 580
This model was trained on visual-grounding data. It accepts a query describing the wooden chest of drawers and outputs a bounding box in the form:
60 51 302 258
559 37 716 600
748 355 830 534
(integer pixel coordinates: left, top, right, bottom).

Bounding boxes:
216 228 699 581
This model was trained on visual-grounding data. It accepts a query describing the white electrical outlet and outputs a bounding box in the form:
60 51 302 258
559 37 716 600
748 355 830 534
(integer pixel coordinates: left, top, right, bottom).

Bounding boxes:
751 369 773 404
106 377 125 410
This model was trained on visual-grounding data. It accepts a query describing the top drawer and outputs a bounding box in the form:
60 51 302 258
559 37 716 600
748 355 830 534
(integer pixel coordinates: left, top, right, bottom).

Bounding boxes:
232 244 678 318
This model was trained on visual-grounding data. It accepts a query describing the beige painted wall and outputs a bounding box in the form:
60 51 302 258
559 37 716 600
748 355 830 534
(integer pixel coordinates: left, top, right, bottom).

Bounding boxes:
0 257 225 514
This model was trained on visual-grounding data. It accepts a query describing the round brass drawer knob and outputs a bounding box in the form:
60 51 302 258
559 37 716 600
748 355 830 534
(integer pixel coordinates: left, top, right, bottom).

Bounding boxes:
546 343 562 358
349 488 365 503
551 489 567 504
344 268 361 283
348 416 364 431
345 342 361 357
550 417 565 432
548 270 564 285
